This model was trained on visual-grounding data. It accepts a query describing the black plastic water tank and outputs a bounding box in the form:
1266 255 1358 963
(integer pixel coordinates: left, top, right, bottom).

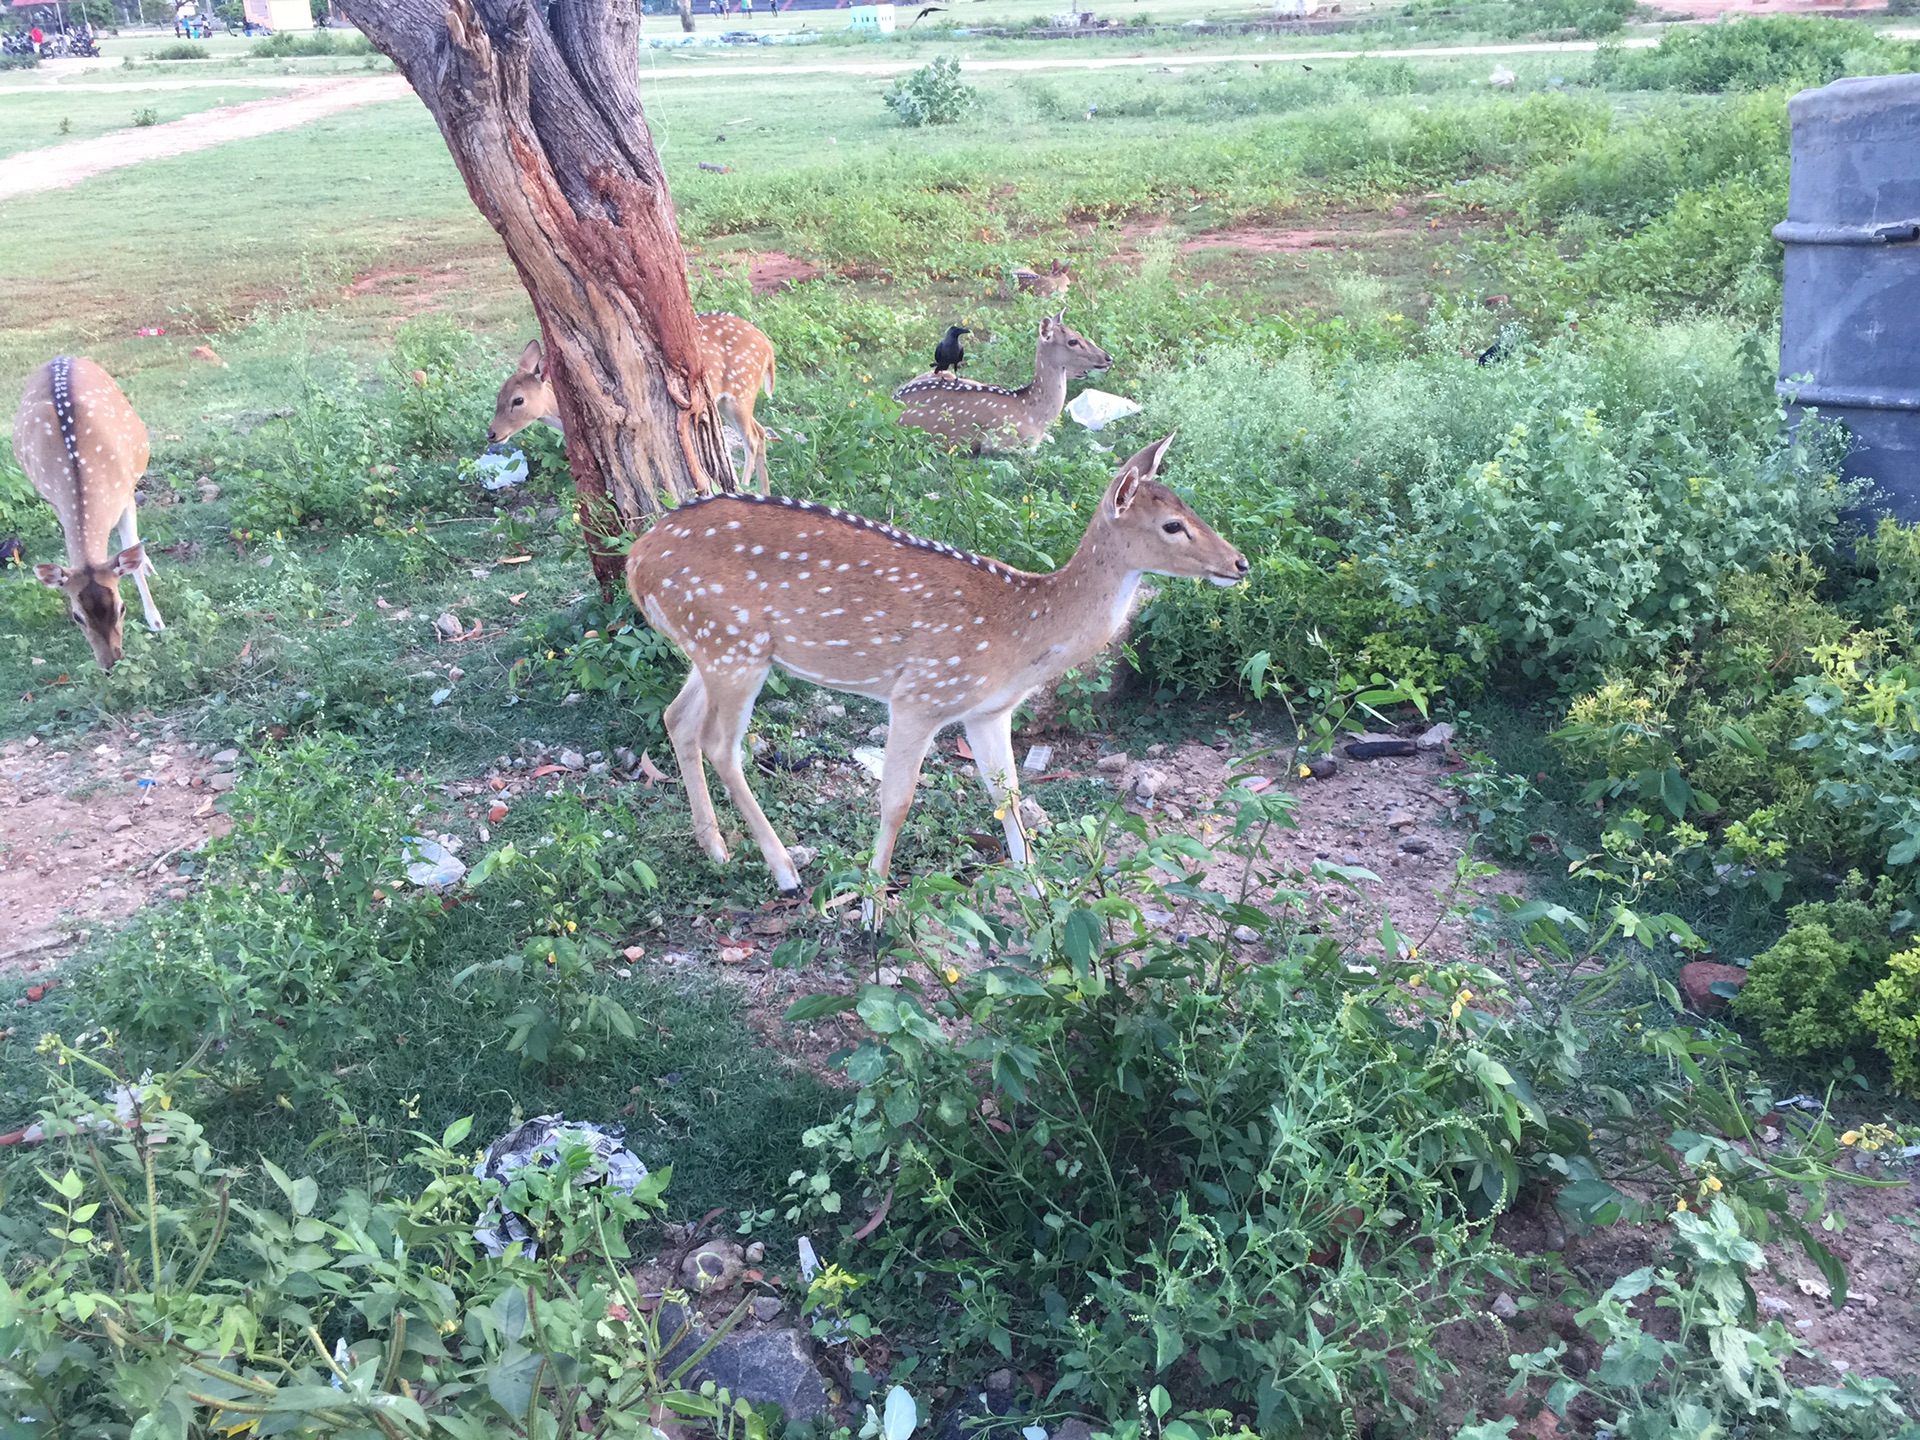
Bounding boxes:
1775 74 1920 524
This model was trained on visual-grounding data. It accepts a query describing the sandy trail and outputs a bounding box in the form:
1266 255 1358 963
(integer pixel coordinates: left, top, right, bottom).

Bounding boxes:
0 72 409 200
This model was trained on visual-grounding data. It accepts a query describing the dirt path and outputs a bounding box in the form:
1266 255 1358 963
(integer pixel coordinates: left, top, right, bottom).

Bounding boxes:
0 72 410 201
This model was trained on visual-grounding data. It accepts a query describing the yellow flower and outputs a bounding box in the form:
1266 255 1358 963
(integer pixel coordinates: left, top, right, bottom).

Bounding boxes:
1459 989 1474 1003
1408 946 1420 960
546 951 557 967
565 920 577 933
1408 974 1425 989
1676 1198 1688 1212
1841 1130 1861 1147
1297 764 1311 778
994 807 1006 821
1705 1175 1723 1192
943 967 961 985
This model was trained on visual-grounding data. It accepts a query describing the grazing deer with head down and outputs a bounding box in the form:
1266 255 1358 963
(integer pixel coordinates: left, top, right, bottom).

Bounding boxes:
489 313 778 492
14 356 162 670
625 433 1246 895
893 310 1110 453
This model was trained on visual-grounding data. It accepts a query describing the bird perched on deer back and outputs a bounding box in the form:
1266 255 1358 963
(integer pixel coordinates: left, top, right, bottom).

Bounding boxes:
933 325 969 374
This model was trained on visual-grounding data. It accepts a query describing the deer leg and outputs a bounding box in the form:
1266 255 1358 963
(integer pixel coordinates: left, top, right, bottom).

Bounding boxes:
116 502 164 632
869 709 944 884
665 669 728 866
714 394 749 491
698 663 802 893
964 710 1029 866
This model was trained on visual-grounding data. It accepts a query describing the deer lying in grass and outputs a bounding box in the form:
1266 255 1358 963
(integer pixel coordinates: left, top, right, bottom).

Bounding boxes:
489 313 778 491
15 356 162 670
893 310 1109 453
625 433 1246 895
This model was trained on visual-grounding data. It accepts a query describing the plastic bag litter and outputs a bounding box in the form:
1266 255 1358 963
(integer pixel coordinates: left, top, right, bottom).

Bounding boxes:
473 1114 650 1259
477 447 529 491
402 835 466 889
1064 389 1141 431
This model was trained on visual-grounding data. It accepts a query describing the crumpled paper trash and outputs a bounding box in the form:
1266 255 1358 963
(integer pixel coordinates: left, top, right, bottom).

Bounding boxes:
472 1114 650 1259
1064 389 1141 431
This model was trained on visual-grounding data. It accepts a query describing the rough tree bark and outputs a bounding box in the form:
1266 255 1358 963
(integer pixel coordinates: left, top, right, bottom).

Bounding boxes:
335 0 736 592
679 0 695 33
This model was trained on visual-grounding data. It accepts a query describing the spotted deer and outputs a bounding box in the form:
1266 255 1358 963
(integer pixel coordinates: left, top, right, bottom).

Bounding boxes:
892 310 1110 453
488 313 778 491
625 434 1247 897
14 356 162 670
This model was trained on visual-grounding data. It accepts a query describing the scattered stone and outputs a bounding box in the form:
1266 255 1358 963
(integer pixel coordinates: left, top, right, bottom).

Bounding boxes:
1386 811 1416 830
876 966 902 986
1416 722 1455 752
488 802 508 824
1678 961 1749 1017
1489 63 1516 87
1017 797 1049 831
1344 735 1418 760
1145 743 1167 759
1131 768 1168 803
751 1295 783 1322
1398 836 1431 855
212 748 240 764
1021 745 1053 773
682 1238 745 1293
1490 1292 1519 1320
1055 1423 1095 1440
744 1240 766 1264
210 772 237 792
985 1369 1016 1398
194 477 222 503
820 703 847 720
789 844 817 869
106 815 133 833
1231 925 1260 944
433 613 463 639
558 749 586 770
623 945 645 962
1305 755 1338 780
1759 1295 1795 1315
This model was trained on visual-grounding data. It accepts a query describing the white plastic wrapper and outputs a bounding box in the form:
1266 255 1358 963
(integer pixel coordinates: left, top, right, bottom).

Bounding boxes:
472 1114 650 1259
1064 389 1141 431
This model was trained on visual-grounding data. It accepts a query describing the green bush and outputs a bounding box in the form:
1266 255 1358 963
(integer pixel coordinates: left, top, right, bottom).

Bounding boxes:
1592 17 1920 93
252 28 374 57
1855 945 1920 1096
149 41 210 58
883 56 977 126
0 1040 741 1436
1735 922 1883 1059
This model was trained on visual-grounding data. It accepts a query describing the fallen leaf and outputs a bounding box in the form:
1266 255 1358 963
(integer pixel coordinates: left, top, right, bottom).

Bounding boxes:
498 555 533 565
718 946 752 964
238 639 251 660
954 736 975 761
508 592 527 606
529 764 567 779
639 752 669 786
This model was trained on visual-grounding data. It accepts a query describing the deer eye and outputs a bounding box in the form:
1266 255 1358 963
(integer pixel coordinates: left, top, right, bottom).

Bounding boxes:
510 396 524 408
1162 521 1186 536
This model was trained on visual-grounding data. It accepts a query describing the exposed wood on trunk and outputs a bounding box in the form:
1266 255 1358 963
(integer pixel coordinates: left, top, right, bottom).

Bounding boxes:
336 0 736 592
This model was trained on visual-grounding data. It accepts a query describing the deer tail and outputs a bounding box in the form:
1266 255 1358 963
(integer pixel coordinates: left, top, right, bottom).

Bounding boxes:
763 353 775 398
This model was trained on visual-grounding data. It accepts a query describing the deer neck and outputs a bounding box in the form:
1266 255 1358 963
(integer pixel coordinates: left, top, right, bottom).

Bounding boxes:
1016 349 1071 424
1018 517 1141 679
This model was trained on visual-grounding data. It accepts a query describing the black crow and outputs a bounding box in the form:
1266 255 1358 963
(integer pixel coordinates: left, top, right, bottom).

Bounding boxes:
933 324 970 373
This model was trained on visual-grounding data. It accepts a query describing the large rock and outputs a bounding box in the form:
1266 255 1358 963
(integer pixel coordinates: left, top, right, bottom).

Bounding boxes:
658 1304 831 1422
1679 961 1749 1016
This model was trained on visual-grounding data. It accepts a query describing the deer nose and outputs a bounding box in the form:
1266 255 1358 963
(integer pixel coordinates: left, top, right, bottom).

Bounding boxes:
1235 556 1250 575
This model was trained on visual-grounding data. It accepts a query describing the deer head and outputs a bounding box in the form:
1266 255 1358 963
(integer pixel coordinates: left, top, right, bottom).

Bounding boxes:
1036 309 1109 380
1083 432 1247 588
35 546 145 670
488 339 559 444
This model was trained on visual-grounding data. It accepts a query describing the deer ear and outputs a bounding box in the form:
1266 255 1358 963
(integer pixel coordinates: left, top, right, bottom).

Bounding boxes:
111 544 146 577
1037 315 1057 340
34 563 69 589
518 339 544 376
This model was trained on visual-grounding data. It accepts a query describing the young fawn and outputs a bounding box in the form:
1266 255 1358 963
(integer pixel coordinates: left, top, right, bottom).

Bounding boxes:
488 314 778 491
892 310 1109 453
14 356 162 670
625 434 1247 895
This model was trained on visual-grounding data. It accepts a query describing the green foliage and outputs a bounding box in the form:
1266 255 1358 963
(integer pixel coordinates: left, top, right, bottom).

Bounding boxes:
0 450 45 538
78 735 445 1104
883 57 977 127
528 597 687 736
133 106 159 127
251 27 374 57
1441 754 1548 861
1735 921 1883 1059
1855 945 1920 1096
148 41 211 59
0 1036 758 1437
1592 17 1920 93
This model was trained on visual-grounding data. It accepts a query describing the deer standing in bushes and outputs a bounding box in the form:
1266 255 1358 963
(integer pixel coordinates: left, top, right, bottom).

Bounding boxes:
893 310 1109 452
14 356 162 670
624 433 1246 898
489 313 778 492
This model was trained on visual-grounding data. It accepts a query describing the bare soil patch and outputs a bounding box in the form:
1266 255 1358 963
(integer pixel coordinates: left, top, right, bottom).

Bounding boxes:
0 733 231 974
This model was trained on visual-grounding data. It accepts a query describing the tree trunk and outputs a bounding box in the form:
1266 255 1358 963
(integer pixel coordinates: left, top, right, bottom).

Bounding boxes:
335 0 736 593
678 0 694 32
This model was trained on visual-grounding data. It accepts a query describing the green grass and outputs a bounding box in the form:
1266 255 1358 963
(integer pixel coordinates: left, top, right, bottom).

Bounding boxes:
0 84 295 159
